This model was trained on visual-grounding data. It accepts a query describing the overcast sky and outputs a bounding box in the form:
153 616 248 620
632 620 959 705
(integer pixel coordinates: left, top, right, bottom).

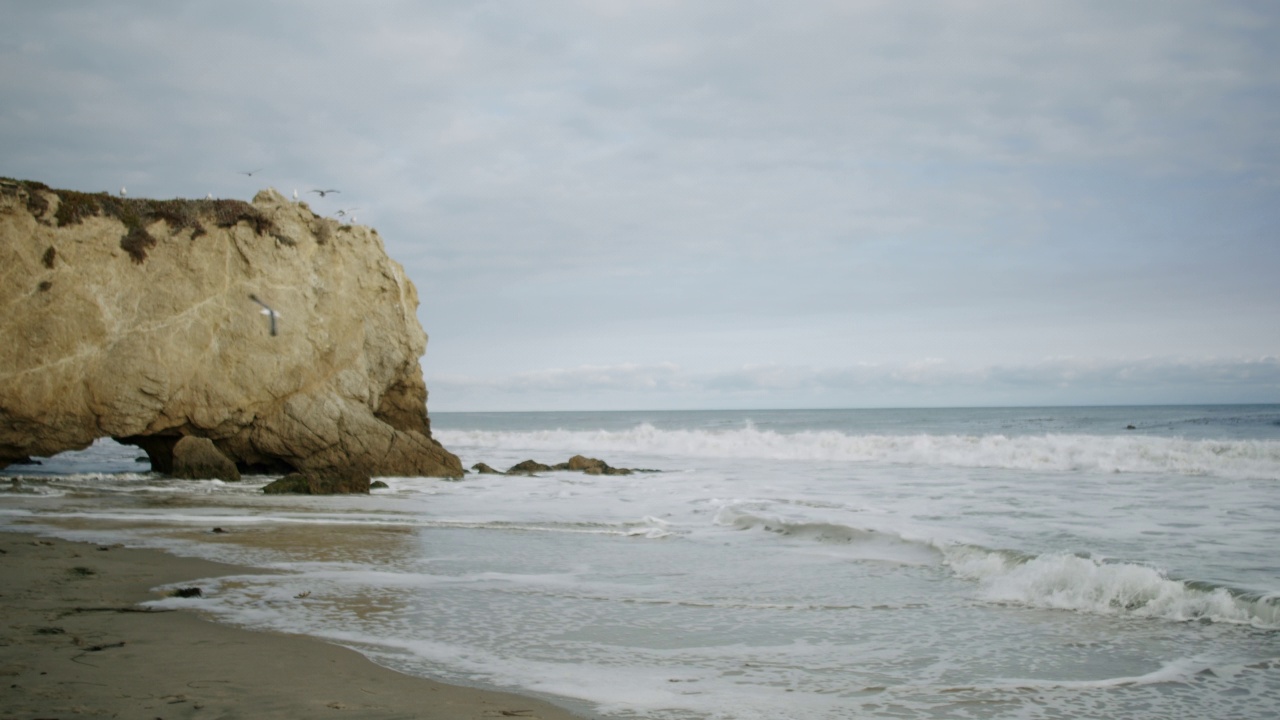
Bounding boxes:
3 1 1277 411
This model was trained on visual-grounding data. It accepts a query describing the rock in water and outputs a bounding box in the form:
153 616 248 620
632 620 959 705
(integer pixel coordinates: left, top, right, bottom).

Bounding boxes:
262 471 371 495
0 179 462 478
171 436 240 482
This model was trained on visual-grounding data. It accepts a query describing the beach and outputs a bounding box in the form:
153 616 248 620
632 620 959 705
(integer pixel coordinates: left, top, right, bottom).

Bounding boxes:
0 530 587 720
2 405 1278 719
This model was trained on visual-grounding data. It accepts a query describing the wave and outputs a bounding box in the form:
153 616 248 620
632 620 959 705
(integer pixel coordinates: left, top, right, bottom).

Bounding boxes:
435 425 1280 479
945 547 1280 628
712 507 1279 628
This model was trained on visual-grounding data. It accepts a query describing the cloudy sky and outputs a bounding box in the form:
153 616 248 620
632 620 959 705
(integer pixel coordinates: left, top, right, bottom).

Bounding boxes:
3 1 1277 410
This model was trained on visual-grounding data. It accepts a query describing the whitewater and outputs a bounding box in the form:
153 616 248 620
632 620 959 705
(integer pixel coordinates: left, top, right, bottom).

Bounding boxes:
3 405 1278 719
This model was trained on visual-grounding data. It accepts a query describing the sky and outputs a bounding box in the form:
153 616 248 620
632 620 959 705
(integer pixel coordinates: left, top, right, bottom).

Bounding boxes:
2 1 1278 411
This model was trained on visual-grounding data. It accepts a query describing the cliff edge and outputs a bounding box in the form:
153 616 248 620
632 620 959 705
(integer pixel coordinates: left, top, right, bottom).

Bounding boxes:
0 179 462 478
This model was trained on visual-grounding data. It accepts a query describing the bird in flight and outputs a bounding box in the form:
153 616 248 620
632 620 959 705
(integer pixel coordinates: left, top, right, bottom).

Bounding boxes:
248 294 280 337
240 169 263 177
309 189 340 197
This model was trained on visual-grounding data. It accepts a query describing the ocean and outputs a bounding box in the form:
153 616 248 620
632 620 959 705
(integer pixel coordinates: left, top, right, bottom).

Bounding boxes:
2 405 1278 719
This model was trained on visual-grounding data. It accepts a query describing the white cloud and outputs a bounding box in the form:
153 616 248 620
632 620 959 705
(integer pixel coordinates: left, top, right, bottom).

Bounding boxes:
4 2 1278 411
429 356 1280 411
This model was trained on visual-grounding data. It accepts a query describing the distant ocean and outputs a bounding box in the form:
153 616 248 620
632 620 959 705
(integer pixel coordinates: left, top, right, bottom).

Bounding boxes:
3 405 1278 719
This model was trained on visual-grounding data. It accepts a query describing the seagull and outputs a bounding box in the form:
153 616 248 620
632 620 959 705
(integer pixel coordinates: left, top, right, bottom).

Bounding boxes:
334 207 358 217
309 189 340 197
240 169 263 177
206 192 213 199
292 189 299 200
248 294 280 337
120 186 127 197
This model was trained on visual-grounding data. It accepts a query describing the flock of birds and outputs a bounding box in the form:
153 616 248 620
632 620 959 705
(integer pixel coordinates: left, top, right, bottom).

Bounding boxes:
119 169 359 224
115 169 367 339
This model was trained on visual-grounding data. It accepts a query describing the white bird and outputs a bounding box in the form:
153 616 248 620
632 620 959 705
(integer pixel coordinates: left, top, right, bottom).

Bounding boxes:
309 188 340 197
248 294 280 337
292 189 298 200
120 186 127 197
206 192 213 199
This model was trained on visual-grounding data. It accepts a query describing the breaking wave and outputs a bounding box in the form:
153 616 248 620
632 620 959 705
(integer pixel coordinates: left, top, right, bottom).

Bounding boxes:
436 425 1280 480
946 547 1280 628
711 507 1279 628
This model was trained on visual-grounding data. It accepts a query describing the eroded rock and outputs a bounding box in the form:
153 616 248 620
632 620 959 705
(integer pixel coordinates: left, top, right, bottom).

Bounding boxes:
171 436 240 482
0 179 462 478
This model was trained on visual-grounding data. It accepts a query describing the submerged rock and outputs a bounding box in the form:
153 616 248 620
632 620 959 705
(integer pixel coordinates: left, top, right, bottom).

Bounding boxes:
489 455 652 476
507 459 553 475
262 471 371 495
0 179 461 479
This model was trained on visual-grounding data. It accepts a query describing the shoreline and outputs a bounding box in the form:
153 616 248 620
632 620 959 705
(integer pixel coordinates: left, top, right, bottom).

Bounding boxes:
0 530 591 720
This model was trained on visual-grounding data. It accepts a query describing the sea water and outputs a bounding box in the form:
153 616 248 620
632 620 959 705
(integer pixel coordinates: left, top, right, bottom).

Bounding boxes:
3 405 1278 719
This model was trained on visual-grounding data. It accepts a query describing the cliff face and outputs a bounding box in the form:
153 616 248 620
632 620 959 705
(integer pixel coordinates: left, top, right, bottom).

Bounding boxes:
0 179 462 478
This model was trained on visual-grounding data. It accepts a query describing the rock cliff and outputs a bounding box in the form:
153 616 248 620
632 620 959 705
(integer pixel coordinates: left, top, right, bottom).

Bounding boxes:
0 179 462 478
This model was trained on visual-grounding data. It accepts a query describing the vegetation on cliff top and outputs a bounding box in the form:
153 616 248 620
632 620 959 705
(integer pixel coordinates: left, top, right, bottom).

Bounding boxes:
1 177 287 263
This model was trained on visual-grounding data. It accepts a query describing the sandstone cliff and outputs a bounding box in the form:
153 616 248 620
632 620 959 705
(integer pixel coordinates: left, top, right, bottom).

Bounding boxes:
0 179 462 478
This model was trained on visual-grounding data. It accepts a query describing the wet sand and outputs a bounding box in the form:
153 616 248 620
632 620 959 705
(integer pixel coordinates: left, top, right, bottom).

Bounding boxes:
0 530 590 720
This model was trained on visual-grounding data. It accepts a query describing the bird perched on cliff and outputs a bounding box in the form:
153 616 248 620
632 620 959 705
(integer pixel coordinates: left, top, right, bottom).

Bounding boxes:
248 294 280 337
309 188 340 197
120 186 127 197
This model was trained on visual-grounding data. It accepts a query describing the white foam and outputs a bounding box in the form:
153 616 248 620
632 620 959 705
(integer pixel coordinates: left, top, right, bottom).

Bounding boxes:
946 549 1280 627
435 426 1280 480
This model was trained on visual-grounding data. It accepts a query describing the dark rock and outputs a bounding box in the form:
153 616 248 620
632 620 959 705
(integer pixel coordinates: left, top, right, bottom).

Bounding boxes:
569 455 634 475
370 480 389 489
507 459 553 474
262 471 371 495
171 436 241 482
474 456 659 477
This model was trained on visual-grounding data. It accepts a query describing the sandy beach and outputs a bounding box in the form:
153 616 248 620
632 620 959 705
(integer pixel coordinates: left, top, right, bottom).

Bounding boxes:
0 530 589 720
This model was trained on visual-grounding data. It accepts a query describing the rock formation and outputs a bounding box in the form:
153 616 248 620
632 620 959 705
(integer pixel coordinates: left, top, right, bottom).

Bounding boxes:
262 472 370 495
492 455 652 476
0 178 462 479
171 436 240 482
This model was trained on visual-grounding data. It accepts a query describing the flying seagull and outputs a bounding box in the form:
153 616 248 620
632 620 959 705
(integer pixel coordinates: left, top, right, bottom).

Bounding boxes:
309 189 340 197
240 168 263 177
248 294 280 337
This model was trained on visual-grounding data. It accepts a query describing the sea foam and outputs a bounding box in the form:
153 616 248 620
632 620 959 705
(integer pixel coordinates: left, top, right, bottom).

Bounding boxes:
435 426 1280 480
946 548 1280 628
